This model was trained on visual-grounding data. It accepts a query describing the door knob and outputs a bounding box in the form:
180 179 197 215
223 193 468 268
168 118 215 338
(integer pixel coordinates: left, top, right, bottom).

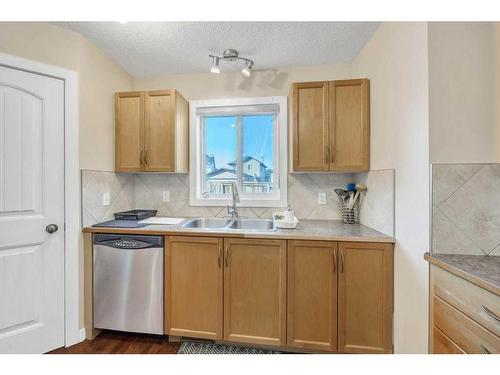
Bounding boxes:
46 224 58 234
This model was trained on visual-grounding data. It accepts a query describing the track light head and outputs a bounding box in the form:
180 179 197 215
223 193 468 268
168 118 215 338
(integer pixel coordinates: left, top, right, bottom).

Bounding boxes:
210 56 220 74
241 60 253 77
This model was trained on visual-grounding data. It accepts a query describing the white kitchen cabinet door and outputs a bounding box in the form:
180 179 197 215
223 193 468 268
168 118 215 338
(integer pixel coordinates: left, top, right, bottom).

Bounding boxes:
0 65 65 353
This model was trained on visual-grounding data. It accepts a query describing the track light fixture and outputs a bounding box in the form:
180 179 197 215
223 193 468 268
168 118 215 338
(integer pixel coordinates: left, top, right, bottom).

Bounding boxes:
209 49 254 77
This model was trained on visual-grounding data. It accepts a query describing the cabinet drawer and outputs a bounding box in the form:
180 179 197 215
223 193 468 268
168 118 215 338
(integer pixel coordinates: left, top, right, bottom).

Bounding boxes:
432 326 465 354
432 266 500 337
433 296 500 354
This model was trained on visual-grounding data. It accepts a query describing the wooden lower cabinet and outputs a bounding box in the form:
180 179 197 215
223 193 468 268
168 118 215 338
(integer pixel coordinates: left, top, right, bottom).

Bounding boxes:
287 240 338 352
223 238 287 347
165 236 223 339
338 242 394 353
429 264 500 354
163 236 394 353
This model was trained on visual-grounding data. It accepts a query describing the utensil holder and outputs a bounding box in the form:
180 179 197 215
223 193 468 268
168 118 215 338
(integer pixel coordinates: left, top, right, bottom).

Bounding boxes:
338 198 358 224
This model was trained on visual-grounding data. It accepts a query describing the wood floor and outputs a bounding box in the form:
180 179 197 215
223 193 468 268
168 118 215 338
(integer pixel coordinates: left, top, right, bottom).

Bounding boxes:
49 330 181 354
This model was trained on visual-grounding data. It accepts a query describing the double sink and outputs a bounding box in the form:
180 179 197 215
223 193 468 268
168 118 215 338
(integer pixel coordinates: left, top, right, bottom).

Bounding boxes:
183 218 275 232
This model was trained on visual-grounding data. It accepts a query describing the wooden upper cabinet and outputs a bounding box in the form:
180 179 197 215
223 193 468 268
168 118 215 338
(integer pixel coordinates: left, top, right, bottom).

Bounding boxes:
291 82 330 171
338 242 393 353
329 79 370 171
115 91 144 172
287 240 338 352
115 89 188 172
290 79 370 172
165 236 223 340
223 238 287 347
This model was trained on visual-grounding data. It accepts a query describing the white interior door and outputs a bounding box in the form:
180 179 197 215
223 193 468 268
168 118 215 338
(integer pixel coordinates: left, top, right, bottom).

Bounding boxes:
0 65 65 353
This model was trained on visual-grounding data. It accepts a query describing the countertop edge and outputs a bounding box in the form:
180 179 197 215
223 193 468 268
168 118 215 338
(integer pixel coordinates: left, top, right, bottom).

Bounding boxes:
82 226 396 243
424 252 500 297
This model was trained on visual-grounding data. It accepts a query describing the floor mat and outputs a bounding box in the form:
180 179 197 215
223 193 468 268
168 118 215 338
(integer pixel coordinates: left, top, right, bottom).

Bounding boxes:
177 340 282 354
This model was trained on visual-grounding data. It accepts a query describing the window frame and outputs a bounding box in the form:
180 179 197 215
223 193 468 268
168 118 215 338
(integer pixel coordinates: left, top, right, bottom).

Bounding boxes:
189 96 288 208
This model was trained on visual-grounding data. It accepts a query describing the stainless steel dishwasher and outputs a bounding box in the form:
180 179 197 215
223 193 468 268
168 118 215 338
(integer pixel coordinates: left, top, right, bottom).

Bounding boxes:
93 234 164 335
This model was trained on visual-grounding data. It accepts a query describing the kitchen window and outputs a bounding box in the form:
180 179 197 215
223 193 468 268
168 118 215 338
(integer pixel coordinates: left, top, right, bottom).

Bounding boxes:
189 96 287 207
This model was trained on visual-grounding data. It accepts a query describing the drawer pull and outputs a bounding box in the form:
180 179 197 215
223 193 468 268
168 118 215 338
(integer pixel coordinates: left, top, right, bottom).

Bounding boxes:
482 305 500 323
340 250 345 273
480 344 491 354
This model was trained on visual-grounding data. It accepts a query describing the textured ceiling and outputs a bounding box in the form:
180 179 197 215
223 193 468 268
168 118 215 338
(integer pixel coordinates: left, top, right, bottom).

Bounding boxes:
58 22 379 77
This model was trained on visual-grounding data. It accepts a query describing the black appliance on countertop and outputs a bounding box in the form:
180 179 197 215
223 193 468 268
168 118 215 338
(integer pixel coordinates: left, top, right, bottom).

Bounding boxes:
92 209 157 228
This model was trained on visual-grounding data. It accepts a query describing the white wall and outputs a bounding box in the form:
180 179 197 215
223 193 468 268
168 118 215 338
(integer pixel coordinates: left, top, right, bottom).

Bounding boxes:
134 63 351 98
351 22 430 353
429 22 497 164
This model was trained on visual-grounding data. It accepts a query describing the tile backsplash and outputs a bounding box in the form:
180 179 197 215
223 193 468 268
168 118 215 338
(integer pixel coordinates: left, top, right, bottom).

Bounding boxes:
82 169 395 236
431 163 500 256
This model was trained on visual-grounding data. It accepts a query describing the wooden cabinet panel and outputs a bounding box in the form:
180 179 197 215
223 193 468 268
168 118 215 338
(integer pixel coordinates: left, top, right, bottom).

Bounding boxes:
432 326 465 354
223 238 287 346
287 240 338 352
329 79 370 171
144 90 176 171
115 89 188 172
433 296 500 354
115 91 144 172
166 236 223 340
432 266 500 337
291 82 330 171
290 79 370 172
338 242 393 353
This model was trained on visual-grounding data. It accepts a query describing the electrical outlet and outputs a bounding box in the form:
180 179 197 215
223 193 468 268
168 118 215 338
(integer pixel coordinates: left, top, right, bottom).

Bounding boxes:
162 190 170 203
318 192 326 205
102 192 110 206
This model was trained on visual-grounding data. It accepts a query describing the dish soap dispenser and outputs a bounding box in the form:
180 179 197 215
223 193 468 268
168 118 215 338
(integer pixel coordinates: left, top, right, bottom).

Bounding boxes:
284 205 294 222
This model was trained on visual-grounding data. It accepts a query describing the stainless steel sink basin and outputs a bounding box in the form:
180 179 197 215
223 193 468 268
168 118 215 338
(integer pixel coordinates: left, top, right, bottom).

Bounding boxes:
182 218 276 231
182 218 232 229
228 218 275 231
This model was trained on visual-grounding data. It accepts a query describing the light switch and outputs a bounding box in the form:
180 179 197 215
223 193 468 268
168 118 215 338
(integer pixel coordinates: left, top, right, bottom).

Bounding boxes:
102 192 110 206
162 190 170 202
318 192 327 205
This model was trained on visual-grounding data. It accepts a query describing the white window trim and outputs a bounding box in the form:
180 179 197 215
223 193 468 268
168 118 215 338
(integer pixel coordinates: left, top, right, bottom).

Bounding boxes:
189 96 288 208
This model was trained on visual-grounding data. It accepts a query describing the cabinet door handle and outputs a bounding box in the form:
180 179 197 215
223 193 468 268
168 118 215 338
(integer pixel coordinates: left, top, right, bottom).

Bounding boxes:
325 145 329 165
218 245 222 268
480 345 491 354
340 249 345 273
333 250 337 273
145 149 149 165
140 149 144 165
224 246 229 268
331 145 335 163
482 305 500 323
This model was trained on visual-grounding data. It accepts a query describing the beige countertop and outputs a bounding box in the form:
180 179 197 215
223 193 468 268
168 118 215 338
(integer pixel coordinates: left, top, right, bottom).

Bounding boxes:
425 252 500 296
83 219 395 243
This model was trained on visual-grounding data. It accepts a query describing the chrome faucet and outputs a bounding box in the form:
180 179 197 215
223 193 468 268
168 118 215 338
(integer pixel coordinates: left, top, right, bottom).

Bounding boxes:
227 182 240 219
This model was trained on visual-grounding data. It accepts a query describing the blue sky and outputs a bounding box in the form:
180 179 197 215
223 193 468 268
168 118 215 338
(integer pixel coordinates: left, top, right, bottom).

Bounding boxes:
205 115 274 169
